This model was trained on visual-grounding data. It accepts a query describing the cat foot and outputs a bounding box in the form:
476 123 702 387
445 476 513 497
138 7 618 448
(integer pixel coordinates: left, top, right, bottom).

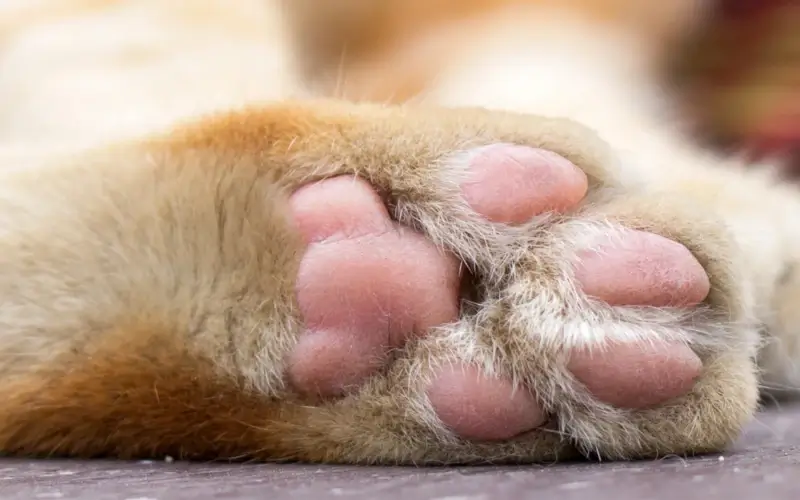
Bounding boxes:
287 144 707 442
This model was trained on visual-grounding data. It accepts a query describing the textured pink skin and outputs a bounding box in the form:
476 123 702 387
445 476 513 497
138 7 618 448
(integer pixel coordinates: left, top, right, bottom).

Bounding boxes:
574 229 711 307
426 364 546 441
288 176 460 396
460 145 588 224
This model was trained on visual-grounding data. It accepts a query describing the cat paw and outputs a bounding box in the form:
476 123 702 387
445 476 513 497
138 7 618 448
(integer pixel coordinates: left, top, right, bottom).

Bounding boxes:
263 104 761 463
287 147 714 443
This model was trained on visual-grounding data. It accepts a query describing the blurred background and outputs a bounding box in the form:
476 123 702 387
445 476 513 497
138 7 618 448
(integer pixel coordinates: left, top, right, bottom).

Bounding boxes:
0 0 797 174
675 0 799 175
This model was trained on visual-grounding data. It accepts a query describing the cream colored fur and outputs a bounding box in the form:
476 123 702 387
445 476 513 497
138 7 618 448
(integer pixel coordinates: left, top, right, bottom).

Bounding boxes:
0 0 797 463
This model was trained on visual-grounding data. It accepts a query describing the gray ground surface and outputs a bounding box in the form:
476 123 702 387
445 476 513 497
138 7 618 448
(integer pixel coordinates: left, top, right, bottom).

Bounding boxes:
1 403 798 500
